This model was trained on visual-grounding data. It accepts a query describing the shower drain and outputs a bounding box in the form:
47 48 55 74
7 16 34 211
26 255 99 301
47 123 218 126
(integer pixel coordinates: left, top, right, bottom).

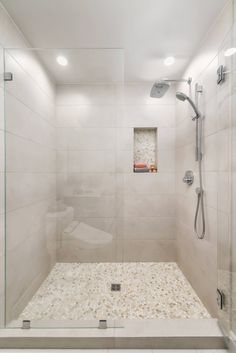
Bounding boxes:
111 283 121 291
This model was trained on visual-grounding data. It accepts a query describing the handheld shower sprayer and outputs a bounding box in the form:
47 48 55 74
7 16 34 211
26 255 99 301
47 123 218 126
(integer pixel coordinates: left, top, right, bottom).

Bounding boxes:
176 91 201 120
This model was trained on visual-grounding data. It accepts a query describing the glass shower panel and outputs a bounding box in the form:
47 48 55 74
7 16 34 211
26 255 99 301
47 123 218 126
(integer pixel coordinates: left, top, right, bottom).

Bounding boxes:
4 47 124 328
230 13 236 351
217 7 236 350
217 28 232 340
0 45 5 328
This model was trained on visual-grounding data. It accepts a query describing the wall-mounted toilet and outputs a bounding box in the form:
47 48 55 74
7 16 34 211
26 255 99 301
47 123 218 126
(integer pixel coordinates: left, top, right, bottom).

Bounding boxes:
63 221 113 250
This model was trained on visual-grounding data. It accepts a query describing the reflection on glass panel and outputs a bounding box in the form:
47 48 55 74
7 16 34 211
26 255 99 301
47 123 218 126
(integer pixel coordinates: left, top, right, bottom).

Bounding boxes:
4 48 125 328
0 46 5 328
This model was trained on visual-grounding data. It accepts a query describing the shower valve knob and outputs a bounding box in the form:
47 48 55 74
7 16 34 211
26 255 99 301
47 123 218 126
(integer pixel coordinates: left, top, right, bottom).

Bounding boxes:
183 170 194 185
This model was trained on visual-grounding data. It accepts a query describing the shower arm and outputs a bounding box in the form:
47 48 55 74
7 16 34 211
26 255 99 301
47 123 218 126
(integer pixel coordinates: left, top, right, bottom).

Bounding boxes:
162 77 192 85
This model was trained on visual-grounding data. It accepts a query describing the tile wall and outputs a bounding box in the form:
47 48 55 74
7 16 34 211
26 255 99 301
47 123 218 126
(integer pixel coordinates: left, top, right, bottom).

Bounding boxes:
175 0 233 317
56 84 176 262
0 3 57 324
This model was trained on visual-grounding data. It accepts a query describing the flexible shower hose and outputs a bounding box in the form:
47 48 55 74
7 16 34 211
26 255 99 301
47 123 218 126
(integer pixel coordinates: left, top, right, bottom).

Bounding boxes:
194 117 205 239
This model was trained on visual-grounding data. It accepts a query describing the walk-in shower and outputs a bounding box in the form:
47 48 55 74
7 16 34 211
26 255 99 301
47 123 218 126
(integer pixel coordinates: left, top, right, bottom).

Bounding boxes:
2 49 211 330
0 0 235 349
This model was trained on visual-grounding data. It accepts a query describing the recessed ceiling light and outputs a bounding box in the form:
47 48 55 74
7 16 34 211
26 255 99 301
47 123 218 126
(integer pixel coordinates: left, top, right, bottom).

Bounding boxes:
164 56 175 66
224 47 236 57
56 56 68 66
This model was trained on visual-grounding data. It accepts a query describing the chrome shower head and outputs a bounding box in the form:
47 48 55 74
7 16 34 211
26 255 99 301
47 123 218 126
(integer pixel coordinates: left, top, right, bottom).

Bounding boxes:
176 91 201 118
150 77 192 98
176 91 187 101
150 81 170 98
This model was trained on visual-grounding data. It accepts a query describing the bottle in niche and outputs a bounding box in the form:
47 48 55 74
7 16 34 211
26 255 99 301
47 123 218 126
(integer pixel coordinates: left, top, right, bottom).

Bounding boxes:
150 164 157 173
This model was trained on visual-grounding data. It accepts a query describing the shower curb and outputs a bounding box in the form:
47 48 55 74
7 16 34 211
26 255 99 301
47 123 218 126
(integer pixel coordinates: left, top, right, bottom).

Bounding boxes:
0 319 226 349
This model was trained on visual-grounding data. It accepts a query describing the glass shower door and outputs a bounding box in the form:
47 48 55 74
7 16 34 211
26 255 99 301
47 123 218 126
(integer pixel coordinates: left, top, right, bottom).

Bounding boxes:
4 47 125 329
230 15 236 351
217 3 236 349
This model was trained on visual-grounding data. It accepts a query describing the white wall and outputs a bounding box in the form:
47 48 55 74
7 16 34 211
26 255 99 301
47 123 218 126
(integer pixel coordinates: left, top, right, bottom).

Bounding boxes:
56 83 176 262
175 0 233 317
0 3 57 325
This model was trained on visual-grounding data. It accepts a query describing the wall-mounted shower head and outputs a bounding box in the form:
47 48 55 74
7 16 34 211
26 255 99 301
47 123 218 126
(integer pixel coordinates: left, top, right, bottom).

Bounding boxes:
150 80 170 98
176 91 201 119
150 77 191 98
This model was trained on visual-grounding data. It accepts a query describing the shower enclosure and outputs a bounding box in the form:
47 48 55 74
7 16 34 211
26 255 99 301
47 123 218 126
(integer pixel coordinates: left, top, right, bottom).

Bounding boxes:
0 3 235 349
2 46 211 330
218 4 236 349
4 47 127 328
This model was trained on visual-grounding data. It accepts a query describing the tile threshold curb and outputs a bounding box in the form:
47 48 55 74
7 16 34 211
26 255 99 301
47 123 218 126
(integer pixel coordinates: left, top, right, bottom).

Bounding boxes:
0 319 226 349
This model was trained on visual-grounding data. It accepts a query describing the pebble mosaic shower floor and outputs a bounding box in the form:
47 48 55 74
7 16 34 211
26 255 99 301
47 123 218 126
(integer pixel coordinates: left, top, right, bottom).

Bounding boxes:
17 262 210 322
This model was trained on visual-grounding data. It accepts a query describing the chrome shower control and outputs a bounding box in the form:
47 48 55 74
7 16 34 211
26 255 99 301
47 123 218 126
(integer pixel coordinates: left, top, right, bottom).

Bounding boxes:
183 170 194 185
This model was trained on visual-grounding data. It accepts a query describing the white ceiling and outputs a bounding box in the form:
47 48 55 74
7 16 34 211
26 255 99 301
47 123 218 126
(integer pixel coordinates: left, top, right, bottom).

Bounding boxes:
1 0 228 83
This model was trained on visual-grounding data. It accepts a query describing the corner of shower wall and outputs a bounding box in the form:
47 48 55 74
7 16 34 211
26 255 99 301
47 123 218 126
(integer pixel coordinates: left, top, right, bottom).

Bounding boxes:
226 1 236 350
175 0 234 320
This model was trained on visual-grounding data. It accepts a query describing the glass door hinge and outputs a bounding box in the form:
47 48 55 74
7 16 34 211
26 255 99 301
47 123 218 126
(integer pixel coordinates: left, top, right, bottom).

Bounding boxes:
21 319 31 329
217 65 226 85
4 72 13 81
98 319 107 329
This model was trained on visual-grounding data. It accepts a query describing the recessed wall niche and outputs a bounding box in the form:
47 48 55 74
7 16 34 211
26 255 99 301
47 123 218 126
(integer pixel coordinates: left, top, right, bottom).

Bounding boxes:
133 128 157 173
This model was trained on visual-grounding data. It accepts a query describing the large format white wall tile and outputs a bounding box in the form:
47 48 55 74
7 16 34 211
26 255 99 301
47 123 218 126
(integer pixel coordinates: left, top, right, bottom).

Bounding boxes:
123 173 175 194
56 83 176 262
5 52 55 125
175 1 233 318
56 105 117 128
122 217 175 240
123 239 176 262
158 127 175 150
5 92 56 148
6 48 55 100
67 127 116 151
64 195 116 218
6 173 56 211
68 150 116 173
117 104 175 128
123 194 175 218
0 4 57 326
116 150 133 173
56 84 115 105
6 133 56 173
6 199 55 251
67 173 116 196
116 128 133 150
158 150 175 172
